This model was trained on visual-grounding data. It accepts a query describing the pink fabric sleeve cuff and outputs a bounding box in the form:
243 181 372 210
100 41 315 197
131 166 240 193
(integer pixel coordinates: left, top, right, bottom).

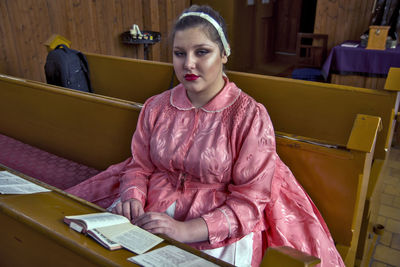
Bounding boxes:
202 206 238 244
120 186 146 205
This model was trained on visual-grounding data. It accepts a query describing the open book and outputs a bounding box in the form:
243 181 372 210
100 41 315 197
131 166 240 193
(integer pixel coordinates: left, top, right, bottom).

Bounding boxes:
64 212 163 254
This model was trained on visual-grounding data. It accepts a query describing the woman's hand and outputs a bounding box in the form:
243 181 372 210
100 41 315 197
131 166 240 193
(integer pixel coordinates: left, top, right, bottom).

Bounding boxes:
134 212 209 243
112 198 144 222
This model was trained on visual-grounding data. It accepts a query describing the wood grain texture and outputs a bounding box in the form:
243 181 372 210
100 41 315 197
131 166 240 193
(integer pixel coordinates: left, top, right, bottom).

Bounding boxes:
274 0 302 54
0 0 189 82
314 0 376 51
1 0 379 85
331 74 386 90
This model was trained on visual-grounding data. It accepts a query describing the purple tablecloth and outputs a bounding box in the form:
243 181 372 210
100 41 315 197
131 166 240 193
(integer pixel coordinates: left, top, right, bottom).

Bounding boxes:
322 42 400 79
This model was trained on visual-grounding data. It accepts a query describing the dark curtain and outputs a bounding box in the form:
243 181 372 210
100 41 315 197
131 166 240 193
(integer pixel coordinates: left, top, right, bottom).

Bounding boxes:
371 0 400 39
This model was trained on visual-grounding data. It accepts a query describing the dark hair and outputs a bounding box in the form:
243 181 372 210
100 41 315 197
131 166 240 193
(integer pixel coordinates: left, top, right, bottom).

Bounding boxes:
171 5 229 55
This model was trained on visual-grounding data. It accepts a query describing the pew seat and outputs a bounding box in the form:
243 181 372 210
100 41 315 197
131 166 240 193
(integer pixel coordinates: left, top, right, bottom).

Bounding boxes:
0 134 99 190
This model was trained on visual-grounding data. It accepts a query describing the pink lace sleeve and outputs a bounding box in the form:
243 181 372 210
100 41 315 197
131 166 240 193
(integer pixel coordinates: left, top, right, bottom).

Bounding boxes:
202 104 276 244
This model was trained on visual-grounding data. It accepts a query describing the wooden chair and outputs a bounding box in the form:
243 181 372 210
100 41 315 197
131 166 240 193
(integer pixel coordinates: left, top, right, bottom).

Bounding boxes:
291 33 328 82
295 33 328 68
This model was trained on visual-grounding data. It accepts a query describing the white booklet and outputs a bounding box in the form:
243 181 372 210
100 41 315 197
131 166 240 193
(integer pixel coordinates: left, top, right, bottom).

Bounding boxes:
128 245 219 267
0 171 51 194
340 41 359 48
64 212 163 254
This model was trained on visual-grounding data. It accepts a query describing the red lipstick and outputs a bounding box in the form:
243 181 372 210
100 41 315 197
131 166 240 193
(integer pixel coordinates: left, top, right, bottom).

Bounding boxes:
184 74 199 81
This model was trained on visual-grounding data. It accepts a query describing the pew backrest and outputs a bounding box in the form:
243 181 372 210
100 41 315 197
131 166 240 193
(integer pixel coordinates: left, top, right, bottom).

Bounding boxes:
86 53 177 104
0 74 141 170
228 69 399 161
85 53 399 161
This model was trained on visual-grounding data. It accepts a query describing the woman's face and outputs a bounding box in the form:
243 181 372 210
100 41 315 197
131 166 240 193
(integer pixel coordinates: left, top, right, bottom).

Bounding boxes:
173 26 228 107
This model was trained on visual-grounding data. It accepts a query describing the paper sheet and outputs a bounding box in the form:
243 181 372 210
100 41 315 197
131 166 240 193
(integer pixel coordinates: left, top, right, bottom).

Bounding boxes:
128 245 219 267
0 171 51 194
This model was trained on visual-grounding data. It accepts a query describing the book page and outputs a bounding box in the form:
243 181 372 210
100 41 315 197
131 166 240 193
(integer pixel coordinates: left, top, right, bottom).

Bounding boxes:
128 245 219 267
97 222 163 254
64 212 130 231
0 171 51 194
89 228 122 250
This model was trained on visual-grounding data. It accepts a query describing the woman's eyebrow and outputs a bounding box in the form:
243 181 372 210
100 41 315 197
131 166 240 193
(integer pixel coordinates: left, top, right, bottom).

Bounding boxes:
173 43 214 50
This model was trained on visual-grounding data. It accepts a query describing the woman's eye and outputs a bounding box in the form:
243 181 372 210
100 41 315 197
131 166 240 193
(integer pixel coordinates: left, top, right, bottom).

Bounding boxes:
196 50 209 56
174 51 184 57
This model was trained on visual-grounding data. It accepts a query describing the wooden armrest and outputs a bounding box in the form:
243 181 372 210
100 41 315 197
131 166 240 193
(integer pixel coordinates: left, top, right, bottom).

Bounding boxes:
384 67 400 91
346 114 382 153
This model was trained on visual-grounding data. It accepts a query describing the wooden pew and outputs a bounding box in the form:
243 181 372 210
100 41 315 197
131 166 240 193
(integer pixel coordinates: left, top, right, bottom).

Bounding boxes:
85 54 177 103
84 53 400 265
0 165 233 267
0 73 141 171
85 53 399 163
277 114 380 267
0 74 382 266
225 68 399 266
0 75 322 266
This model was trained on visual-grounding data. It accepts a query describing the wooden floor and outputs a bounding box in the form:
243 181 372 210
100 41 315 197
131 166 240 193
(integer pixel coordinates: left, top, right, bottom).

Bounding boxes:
370 146 400 266
243 55 296 78
248 62 295 77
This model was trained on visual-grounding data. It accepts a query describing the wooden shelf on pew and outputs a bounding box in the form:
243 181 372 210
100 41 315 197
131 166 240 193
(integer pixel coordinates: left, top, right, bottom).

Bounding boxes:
0 164 233 267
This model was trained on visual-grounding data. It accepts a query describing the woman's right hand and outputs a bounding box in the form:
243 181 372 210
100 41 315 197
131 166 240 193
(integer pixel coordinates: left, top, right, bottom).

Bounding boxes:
112 198 144 222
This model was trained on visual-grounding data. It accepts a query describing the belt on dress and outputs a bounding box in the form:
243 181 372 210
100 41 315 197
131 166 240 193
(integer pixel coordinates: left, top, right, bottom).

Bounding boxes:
166 171 227 193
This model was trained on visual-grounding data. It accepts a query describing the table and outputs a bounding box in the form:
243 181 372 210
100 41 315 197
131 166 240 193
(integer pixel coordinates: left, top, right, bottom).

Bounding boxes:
322 42 400 89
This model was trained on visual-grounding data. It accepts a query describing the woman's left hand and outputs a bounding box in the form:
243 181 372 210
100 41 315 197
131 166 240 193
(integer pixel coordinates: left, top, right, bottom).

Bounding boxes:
134 212 208 243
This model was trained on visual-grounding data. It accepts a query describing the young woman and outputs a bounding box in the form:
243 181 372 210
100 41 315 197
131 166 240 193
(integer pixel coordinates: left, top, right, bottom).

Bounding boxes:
67 5 344 267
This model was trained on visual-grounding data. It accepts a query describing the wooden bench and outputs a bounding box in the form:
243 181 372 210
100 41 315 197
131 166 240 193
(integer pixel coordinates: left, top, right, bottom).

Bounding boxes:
226 68 399 266
84 53 400 265
85 53 399 163
0 73 141 172
1 73 383 266
0 165 234 267
276 114 380 266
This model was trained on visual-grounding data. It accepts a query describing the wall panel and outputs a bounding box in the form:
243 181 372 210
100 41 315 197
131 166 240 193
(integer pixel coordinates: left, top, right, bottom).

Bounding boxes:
314 0 376 51
274 0 302 54
0 0 189 82
1 0 379 82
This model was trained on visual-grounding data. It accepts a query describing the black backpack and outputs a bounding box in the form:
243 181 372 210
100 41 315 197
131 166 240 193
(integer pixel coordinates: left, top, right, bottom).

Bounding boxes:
44 44 92 93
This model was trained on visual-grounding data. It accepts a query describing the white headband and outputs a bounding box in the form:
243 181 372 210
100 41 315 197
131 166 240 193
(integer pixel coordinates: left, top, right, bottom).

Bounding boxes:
179 12 231 57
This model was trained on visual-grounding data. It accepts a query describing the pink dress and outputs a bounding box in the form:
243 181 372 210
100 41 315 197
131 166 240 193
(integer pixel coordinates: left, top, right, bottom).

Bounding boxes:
66 79 344 267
